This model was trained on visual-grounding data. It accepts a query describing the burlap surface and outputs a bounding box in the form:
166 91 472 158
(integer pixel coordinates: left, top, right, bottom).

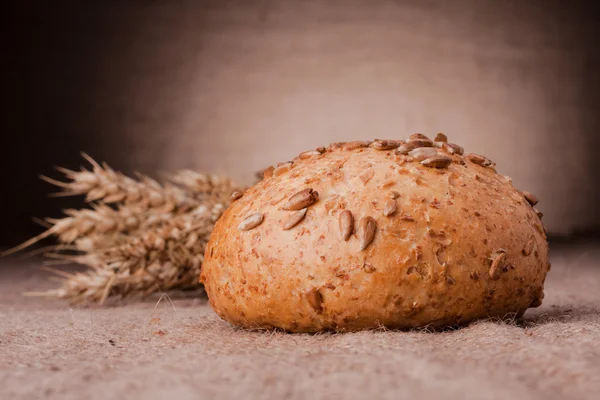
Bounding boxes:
1 241 599 400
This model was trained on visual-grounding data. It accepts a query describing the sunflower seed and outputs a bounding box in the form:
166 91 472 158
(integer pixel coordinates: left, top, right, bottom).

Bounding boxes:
263 166 275 179
421 155 452 168
383 199 397 216
488 249 506 280
298 150 322 159
328 142 347 151
522 191 539 206
522 238 535 256
343 141 372 151
534 223 544 234
389 191 400 199
449 143 464 155
238 213 264 231
408 147 438 161
408 138 433 148
410 133 431 141
434 133 448 143
306 288 323 313
371 139 400 150
283 208 308 230
273 162 292 176
283 188 319 210
466 153 493 167
230 191 243 201
470 271 480 280
395 141 418 155
339 210 354 241
358 216 377 251
441 142 464 155
360 168 375 184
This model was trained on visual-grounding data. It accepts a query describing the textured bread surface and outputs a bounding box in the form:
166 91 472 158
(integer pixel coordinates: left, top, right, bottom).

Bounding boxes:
200 136 549 332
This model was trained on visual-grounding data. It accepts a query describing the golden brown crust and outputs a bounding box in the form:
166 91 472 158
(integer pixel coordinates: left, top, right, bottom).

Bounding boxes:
200 134 549 332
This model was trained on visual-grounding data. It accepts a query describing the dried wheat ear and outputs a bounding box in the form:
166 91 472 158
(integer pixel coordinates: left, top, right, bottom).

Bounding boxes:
4 153 241 305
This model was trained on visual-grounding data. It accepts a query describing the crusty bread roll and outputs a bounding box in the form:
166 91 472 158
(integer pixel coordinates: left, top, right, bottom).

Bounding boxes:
200 134 550 332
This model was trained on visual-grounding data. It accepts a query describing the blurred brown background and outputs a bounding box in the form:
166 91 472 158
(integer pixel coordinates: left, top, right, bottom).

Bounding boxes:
2 0 599 246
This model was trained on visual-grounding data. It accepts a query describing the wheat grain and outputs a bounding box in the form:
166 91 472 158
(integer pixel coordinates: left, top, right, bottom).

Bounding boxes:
43 212 217 304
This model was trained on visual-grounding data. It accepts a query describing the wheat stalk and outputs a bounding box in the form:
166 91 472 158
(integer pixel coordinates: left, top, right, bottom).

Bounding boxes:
7 154 241 304
35 213 213 304
42 154 200 212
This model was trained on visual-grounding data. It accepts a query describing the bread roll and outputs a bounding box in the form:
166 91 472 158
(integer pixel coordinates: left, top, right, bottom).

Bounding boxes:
200 135 549 332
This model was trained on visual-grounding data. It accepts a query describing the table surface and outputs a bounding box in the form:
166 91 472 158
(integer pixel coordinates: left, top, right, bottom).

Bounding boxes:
1 240 599 400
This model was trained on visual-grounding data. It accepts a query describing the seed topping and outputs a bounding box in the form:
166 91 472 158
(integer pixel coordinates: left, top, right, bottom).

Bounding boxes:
371 139 400 150
230 191 243 201
283 208 308 230
441 142 464 155
358 216 377 251
488 249 506 280
522 238 535 256
522 191 539 206
410 133 431 141
238 213 264 231
343 141 372 151
396 141 418 155
434 133 448 143
298 150 322 159
421 155 452 168
262 166 275 179
383 199 397 216
466 153 493 167
359 169 375 184
408 147 438 161
283 188 319 210
339 210 354 241
273 162 292 176
408 138 433 148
